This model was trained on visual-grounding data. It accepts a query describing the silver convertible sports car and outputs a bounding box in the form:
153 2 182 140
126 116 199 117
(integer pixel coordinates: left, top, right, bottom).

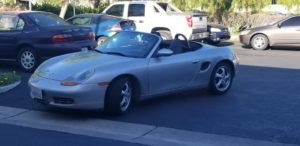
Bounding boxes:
29 31 238 114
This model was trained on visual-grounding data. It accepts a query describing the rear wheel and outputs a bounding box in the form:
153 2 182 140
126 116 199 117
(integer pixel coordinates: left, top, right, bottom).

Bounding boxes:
209 62 233 95
251 34 269 50
105 77 134 115
17 47 39 72
155 30 172 40
208 39 221 45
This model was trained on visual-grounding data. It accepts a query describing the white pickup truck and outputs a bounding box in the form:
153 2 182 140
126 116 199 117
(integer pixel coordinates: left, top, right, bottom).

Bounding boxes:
102 1 208 40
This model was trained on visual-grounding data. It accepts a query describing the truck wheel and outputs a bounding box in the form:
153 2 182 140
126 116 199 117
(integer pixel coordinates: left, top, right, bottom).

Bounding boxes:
156 30 172 40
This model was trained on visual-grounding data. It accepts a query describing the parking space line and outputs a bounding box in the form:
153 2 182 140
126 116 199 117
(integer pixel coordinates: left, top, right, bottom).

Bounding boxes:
0 106 297 146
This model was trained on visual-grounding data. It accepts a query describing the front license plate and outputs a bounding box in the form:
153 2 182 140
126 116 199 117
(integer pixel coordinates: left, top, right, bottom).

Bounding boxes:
32 87 43 99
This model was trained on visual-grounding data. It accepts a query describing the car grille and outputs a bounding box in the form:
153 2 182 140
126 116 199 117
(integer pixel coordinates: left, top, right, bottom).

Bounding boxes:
53 97 74 104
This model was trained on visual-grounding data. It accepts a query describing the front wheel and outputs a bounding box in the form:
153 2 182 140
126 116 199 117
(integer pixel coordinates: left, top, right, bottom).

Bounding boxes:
97 36 108 46
209 62 233 95
105 77 134 115
251 34 269 50
17 47 39 72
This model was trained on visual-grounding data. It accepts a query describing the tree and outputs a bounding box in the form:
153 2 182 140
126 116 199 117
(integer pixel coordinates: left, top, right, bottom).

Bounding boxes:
231 0 270 15
277 0 300 11
171 0 233 23
59 0 69 18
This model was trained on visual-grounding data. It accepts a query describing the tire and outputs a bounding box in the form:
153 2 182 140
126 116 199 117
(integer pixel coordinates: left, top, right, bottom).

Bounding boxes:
208 39 221 45
209 62 233 95
105 77 134 115
17 47 39 72
97 36 108 46
251 34 269 50
155 30 172 40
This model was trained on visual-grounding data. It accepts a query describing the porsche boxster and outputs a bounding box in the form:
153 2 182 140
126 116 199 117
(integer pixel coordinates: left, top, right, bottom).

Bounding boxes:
29 31 239 114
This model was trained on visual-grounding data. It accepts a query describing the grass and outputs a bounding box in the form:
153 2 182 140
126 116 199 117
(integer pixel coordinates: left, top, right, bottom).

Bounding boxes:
0 71 21 86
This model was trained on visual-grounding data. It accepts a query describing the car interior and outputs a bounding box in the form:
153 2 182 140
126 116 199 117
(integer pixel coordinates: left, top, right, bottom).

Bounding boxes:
153 32 203 55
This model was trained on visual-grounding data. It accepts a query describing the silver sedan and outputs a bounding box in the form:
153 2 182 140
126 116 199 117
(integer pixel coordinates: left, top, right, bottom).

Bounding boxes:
28 31 239 114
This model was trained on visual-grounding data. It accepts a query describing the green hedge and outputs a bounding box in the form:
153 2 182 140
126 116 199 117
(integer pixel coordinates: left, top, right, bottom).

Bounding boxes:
0 71 20 86
32 3 108 19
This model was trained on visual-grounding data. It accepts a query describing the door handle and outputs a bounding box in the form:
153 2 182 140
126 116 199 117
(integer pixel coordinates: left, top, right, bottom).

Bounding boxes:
138 20 144 23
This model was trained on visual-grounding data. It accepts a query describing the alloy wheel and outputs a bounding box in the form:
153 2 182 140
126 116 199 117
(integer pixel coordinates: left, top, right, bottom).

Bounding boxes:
120 81 132 112
214 66 231 92
20 51 35 70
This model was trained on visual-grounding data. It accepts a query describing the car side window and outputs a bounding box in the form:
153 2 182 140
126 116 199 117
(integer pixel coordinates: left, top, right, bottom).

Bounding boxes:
281 17 300 27
128 4 145 17
16 18 25 30
68 17 91 25
0 15 24 31
106 4 124 17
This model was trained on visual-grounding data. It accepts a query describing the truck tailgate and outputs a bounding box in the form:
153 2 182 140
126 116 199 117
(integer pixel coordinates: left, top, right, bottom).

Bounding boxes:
192 14 207 31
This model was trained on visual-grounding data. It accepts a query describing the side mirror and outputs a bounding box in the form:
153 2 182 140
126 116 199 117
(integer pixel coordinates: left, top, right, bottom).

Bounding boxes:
157 48 173 57
277 23 282 28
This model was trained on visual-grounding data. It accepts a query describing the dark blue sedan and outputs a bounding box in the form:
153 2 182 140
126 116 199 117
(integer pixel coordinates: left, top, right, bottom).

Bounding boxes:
67 14 136 45
207 24 231 45
0 11 96 72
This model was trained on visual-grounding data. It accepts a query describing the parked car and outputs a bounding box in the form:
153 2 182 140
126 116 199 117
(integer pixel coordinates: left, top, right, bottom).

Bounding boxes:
29 31 239 115
66 14 136 45
207 23 231 45
239 14 300 50
102 1 209 41
0 11 96 72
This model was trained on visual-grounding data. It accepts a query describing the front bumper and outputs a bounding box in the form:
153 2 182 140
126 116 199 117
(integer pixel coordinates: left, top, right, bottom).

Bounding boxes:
239 34 251 45
190 32 210 40
210 32 231 41
28 75 107 110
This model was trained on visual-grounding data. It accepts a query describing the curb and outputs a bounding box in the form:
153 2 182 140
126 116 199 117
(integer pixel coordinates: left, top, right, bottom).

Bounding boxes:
0 81 21 94
0 106 297 146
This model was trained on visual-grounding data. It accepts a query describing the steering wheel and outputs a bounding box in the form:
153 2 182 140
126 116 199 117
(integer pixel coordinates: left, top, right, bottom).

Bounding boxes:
174 33 191 50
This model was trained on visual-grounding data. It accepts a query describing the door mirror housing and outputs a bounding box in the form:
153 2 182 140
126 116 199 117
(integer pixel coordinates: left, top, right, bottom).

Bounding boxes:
157 48 173 57
277 22 282 28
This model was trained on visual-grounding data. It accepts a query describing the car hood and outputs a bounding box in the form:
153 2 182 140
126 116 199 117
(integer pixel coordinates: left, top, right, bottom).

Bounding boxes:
249 24 274 31
35 51 133 81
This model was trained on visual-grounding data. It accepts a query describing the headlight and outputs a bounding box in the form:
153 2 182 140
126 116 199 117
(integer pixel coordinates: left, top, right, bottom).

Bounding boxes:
240 30 251 35
210 27 221 32
61 69 95 86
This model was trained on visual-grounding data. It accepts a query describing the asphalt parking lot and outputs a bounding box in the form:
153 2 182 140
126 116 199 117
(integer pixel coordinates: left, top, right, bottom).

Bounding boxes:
0 41 300 145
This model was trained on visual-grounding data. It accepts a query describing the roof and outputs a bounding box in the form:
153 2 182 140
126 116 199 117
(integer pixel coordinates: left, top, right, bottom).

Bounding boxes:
0 11 52 15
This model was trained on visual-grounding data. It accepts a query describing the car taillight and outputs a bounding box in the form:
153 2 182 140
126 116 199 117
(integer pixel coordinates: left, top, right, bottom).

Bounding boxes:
110 24 122 31
88 32 95 40
52 34 72 43
186 15 193 28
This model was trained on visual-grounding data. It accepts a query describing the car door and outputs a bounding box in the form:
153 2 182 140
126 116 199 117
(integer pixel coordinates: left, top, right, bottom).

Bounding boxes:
148 52 200 95
0 14 24 59
271 16 300 45
127 4 147 32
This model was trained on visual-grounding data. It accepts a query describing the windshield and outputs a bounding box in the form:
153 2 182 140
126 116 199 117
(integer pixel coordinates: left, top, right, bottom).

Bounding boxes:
27 12 70 27
96 31 159 58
